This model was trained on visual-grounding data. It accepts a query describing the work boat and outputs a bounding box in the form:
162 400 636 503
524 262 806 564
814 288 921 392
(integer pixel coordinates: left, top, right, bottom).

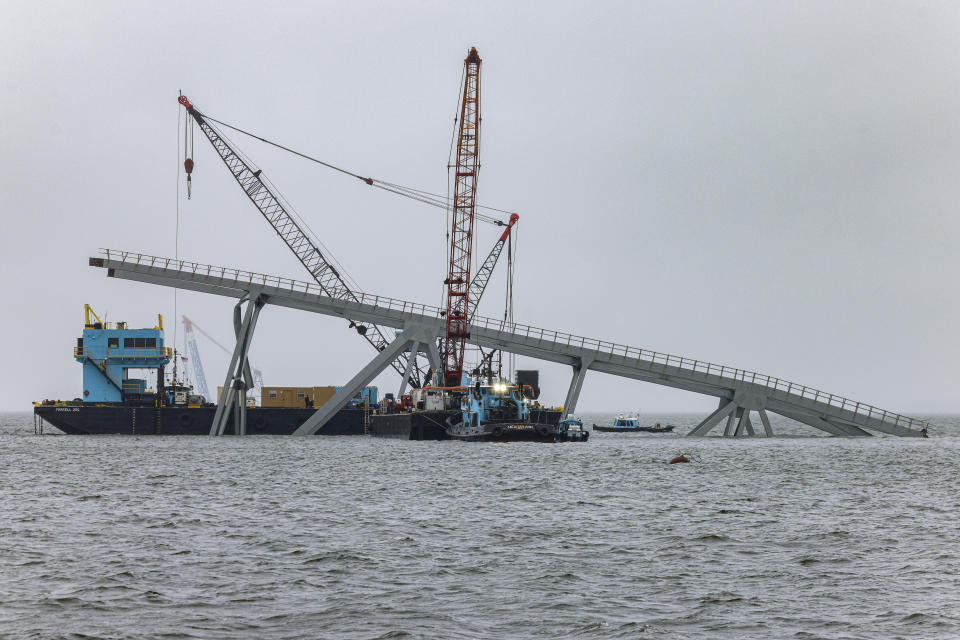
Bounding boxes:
592 416 675 433
446 375 589 442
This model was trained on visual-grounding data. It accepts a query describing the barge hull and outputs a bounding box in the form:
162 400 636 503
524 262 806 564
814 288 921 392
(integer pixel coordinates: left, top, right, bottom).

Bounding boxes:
368 411 451 440
34 405 364 436
369 409 564 441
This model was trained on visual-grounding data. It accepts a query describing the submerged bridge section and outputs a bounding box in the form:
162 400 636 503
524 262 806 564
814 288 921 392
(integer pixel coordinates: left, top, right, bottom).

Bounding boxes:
90 250 930 438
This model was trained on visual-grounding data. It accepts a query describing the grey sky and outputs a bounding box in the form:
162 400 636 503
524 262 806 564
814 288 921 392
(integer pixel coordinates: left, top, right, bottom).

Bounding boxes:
2 1 957 413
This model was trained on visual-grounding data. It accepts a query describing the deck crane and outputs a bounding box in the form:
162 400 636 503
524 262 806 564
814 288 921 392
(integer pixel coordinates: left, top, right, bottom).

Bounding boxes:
182 316 210 399
442 47 483 387
177 95 426 389
182 315 264 403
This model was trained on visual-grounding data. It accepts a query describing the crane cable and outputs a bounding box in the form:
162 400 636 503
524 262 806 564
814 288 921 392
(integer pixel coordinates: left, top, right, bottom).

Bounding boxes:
173 104 181 386
197 116 368 294
200 112 512 226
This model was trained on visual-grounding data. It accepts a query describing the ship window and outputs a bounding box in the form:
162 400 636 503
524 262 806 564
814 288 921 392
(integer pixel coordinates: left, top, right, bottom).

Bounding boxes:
124 338 135 348
297 390 305 399
269 390 278 398
108 338 119 348
77 338 83 348
136 338 146 348
145 338 156 348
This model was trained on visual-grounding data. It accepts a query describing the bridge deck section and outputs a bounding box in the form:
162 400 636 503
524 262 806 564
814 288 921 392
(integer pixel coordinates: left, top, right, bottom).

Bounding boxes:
91 250 930 437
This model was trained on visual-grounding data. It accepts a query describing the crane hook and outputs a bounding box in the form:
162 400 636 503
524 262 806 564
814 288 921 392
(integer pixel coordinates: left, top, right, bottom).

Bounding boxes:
184 158 194 199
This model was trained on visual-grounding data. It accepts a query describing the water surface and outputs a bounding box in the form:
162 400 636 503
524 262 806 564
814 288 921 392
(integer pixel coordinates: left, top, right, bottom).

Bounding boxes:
2 412 958 639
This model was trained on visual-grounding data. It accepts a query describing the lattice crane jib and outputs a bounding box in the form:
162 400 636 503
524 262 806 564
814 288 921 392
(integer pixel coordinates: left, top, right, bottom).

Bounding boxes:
181 315 211 400
177 95 424 388
468 213 518 324
443 47 482 387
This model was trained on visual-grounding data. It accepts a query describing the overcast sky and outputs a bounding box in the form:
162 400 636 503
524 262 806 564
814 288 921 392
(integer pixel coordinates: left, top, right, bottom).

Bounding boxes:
2 1 958 414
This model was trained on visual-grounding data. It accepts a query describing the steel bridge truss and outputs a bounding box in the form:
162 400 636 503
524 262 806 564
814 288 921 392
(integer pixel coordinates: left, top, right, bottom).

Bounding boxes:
91 249 931 439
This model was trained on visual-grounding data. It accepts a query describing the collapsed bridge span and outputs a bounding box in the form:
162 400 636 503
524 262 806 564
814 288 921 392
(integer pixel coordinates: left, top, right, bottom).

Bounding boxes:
90 249 930 438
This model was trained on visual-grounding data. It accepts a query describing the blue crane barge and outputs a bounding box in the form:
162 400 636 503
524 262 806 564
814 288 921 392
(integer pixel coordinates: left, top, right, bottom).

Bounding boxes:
33 305 373 436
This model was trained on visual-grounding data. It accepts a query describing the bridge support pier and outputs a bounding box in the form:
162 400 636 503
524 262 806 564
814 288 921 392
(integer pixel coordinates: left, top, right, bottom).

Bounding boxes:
425 340 442 375
397 341 421 397
759 409 774 436
563 356 593 418
689 395 772 438
734 409 755 436
688 399 737 436
294 322 440 436
723 408 739 436
211 294 264 436
690 398 876 438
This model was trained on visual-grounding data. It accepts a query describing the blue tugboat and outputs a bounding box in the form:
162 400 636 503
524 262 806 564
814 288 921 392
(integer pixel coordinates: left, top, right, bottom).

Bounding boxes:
592 415 676 433
443 375 589 442
32 305 368 435
367 369 587 443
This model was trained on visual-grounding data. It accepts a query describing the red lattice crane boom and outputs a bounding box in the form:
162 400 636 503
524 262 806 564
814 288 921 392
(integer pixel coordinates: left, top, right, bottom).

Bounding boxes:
443 47 482 387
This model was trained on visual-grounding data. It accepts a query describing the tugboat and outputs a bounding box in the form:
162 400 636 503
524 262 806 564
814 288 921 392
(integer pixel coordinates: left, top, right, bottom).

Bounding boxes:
33 305 370 435
444 374 589 442
592 415 676 433
368 369 588 443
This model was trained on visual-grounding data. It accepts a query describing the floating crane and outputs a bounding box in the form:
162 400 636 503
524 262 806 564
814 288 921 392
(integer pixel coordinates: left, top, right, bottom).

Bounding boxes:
442 47 483 387
178 49 515 393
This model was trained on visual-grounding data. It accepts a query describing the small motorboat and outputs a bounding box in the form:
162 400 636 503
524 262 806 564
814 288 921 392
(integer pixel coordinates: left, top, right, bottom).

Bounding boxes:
558 417 590 442
592 416 676 433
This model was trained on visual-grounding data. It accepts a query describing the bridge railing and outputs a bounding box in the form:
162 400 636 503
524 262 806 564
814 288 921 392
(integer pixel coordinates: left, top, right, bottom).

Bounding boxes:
467 314 931 433
99 249 931 433
101 249 446 319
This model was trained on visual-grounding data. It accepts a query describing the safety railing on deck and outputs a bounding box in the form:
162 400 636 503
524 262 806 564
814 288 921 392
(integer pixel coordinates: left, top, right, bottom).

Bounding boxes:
99 249 932 432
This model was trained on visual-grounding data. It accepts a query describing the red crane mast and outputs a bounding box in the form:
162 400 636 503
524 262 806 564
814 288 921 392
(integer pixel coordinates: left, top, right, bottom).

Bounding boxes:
443 47 482 387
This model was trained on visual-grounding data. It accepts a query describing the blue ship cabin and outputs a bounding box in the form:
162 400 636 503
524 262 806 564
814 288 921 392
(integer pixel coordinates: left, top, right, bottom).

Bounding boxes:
74 305 171 403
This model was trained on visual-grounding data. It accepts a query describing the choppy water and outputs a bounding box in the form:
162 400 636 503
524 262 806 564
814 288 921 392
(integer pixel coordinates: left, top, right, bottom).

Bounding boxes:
2 411 959 639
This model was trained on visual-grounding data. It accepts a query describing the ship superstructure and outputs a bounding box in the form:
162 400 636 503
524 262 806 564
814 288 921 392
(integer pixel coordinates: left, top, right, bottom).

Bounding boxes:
75 305 171 404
